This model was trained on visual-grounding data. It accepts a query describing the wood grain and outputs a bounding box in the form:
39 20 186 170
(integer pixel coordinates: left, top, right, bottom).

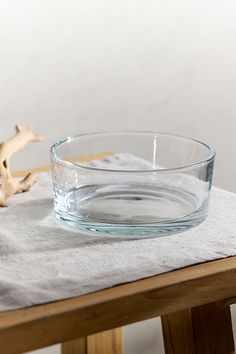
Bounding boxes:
162 301 235 354
61 328 123 354
62 337 86 354
1 257 236 353
192 302 235 354
161 309 195 354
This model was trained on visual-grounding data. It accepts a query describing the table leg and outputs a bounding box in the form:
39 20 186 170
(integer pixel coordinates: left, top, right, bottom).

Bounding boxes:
61 327 123 354
161 301 235 354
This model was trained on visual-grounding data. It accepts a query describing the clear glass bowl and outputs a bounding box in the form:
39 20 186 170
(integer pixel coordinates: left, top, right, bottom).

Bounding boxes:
50 132 215 238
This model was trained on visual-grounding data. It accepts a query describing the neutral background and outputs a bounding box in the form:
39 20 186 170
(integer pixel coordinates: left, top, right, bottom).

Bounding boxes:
1 0 236 353
1 0 236 192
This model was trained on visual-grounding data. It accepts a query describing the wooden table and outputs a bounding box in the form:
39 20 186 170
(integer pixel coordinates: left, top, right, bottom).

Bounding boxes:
0 164 236 354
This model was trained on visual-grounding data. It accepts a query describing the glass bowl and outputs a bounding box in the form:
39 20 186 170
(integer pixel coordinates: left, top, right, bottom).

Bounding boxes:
50 132 215 238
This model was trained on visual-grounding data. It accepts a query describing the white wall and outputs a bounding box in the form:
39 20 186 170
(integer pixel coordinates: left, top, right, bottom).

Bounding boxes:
1 0 236 191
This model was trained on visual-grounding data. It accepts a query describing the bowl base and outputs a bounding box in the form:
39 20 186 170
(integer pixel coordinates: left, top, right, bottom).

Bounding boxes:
56 211 207 239
55 184 208 239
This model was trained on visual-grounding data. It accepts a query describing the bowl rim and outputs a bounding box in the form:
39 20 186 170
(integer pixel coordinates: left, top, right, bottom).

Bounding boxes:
50 131 216 173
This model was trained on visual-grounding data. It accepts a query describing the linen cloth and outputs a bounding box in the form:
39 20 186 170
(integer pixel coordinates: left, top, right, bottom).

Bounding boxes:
0 156 236 311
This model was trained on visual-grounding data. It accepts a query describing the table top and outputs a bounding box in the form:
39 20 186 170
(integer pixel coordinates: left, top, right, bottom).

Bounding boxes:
1 161 236 354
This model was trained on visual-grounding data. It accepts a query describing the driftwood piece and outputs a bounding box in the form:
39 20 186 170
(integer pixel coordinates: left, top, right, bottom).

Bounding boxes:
0 125 43 207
